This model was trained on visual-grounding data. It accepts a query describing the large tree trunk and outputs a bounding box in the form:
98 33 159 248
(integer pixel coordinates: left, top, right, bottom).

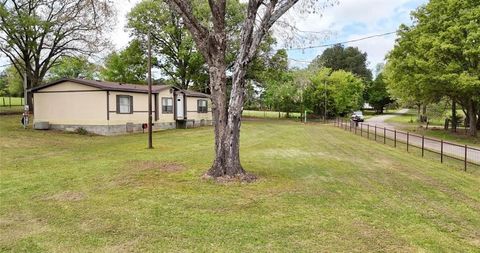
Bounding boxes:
206 55 246 178
451 99 457 132
417 103 421 122
467 99 478 137
421 104 427 122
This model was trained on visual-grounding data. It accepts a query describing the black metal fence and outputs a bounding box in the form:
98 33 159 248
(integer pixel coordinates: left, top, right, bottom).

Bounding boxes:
334 118 480 172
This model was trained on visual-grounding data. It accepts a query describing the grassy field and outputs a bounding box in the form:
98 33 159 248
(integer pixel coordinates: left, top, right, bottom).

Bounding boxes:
0 97 23 107
243 110 301 119
0 106 24 114
1 115 480 252
386 109 480 146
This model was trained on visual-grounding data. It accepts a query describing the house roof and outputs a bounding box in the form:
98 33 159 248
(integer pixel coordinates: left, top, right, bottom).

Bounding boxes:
30 78 171 93
30 78 211 98
181 89 211 98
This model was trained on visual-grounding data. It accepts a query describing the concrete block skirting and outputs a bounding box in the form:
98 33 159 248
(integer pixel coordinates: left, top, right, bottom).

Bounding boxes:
49 122 176 136
47 120 213 135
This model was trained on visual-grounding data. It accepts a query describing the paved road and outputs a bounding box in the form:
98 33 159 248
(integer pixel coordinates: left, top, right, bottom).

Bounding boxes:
365 108 409 128
356 109 480 165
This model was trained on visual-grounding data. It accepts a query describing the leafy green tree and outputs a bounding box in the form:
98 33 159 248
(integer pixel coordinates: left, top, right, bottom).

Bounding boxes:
309 44 373 81
127 0 205 89
0 0 114 109
0 69 7 97
3 66 23 97
261 49 297 113
101 40 147 84
47 57 97 81
386 0 480 136
366 72 394 114
127 0 247 90
305 68 364 117
384 24 437 121
329 70 365 115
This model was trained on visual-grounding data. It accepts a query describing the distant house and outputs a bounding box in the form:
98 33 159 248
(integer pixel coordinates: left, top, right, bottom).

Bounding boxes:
30 78 213 135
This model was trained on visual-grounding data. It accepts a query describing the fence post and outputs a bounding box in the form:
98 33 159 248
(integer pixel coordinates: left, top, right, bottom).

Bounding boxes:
407 132 409 152
367 125 370 139
383 127 386 144
464 145 467 172
361 123 363 137
374 125 377 141
440 140 444 163
422 135 425 157
394 130 397 147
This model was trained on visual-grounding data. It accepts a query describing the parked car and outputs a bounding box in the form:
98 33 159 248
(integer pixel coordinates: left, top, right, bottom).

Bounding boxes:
351 111 364 122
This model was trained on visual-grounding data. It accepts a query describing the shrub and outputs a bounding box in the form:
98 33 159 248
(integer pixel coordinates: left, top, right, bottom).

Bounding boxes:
75 127 89 135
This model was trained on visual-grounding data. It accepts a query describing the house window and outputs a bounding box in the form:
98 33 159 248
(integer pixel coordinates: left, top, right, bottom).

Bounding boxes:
197 99 208 113
116 95 133 114
162 97 173 113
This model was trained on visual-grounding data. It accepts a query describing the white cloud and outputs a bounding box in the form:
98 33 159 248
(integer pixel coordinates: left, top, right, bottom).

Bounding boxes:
280 0 427 70
109 0 141 50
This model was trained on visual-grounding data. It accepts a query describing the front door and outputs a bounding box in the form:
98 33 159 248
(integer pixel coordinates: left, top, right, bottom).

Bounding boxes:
176 93 184 120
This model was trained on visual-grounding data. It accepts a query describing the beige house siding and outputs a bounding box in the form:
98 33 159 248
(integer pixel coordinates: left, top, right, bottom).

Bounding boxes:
32 80 212 135
107 89 176 124
34 85 106 125
186 96 212 122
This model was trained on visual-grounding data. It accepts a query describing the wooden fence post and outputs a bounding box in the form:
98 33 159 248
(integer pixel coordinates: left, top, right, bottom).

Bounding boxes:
464 145 467 171
383 127 386 144
374 125 377 141
440 140 444 163
422 135 425 157
394 130 397 147
367 124 370 139
361 124 363 137
407 132 409 152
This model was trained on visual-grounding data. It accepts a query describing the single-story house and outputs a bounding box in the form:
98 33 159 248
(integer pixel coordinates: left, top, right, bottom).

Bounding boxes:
30 78 213 135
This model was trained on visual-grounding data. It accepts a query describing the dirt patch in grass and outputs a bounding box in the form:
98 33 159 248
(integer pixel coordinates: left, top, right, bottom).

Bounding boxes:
43 191 86 201
0 213 48 246
202 172 258 183
108 161 186 187
102 238 142 253
126 160 185 173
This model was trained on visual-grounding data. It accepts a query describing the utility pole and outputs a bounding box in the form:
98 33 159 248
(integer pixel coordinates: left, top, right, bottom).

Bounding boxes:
147 31 153 149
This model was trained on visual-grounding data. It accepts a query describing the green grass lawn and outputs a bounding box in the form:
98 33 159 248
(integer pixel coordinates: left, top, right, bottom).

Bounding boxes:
1 115 480 252
243 110 301 119
0 106 24 114
0 97 23 107
385 109 480 146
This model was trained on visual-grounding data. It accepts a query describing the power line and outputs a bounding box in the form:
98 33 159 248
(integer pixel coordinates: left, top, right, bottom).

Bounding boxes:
0 63 13 68
286 31 397 51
